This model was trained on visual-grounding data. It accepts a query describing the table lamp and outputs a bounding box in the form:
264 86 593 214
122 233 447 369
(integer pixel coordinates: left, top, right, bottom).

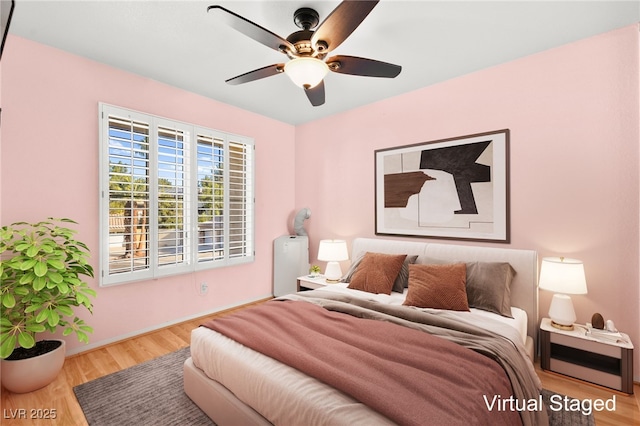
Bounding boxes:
317 239 349 282
538 257 588 330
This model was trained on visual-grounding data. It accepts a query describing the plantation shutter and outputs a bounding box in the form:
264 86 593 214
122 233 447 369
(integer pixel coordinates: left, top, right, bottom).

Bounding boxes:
157 123 190 270
195 131 254 267
196 133 225 263
228 140 253 260
105 113 152 278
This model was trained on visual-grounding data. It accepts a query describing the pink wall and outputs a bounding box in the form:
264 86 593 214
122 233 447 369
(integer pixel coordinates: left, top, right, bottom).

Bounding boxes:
295 25 640 380
1 36 296 353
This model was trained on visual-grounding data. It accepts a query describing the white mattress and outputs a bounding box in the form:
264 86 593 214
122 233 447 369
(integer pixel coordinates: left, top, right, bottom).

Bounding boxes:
190 286 531 425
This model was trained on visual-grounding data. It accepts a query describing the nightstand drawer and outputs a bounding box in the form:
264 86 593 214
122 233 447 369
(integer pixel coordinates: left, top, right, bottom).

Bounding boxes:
550 332 621 358
549 358 622 391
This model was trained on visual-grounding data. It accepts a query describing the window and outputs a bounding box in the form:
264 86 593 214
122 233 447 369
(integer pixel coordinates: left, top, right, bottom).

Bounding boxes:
99 104 254 286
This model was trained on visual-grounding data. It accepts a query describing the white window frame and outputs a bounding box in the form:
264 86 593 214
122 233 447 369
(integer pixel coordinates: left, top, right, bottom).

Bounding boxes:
99 103 255 286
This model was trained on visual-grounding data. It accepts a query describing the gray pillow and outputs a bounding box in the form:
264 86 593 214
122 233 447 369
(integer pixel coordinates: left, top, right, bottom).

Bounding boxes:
465 262 515 318
340 251 365 283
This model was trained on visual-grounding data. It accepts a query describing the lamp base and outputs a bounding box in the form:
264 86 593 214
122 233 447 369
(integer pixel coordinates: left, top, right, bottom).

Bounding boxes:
323 261 343 283
550 321 574 331
548 293 577 331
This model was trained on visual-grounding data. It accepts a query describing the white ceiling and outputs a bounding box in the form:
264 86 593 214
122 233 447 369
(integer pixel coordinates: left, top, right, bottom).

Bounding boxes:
7 1 639 125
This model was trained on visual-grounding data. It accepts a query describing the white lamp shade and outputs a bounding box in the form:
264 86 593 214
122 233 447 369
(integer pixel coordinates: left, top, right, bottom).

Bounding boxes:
317 240 349 262
284 57 329 89
538 257 587 295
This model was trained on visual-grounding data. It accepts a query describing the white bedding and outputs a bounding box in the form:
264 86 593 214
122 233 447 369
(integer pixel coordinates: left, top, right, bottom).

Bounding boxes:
190 286 532 425
315 283 529 345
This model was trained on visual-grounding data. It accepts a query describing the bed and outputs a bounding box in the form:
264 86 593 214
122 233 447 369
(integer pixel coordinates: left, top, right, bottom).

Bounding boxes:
184 237 546 425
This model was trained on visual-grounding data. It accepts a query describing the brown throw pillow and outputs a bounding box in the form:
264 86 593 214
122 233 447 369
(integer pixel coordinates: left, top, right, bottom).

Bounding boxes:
348 252 407 295
403 263 470 311
342 252 418 293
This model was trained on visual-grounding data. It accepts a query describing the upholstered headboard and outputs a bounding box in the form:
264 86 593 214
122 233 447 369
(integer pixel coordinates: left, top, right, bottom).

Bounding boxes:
351 238 539 352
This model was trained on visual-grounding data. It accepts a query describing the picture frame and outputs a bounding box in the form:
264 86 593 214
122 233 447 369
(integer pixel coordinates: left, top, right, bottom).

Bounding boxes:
375 129 509 242
0 0 14 61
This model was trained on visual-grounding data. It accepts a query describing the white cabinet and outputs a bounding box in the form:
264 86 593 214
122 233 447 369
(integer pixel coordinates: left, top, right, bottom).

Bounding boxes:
273 236 309 296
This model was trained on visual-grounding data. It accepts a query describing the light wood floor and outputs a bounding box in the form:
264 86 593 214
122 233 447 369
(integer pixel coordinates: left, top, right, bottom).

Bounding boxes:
2 301 639 425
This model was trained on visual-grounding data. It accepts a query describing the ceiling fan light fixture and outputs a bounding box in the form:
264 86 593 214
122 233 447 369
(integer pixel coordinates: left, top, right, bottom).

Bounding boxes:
284 57 328 89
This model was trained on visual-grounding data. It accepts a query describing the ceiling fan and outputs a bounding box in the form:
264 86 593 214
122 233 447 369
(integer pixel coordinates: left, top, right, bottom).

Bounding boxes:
208 1 402 106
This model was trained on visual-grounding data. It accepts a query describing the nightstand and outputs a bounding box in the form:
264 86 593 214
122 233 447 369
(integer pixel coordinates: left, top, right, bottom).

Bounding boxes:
297 275 329 291
540 318 634 394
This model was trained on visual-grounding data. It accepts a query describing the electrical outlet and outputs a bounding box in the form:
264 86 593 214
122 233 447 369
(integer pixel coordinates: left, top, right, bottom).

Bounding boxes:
200 282 208 295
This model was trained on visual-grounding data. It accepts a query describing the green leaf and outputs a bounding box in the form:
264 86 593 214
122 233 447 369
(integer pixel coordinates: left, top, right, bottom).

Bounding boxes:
2 293 15 308
76 331 89 344
48 271 63 284
25 323 46 333
62 328 73 336
35 309 49 324
14 242 30 252
0 335 16 358
19 258 38 271
47 259 65 270
24 304 39 313
13 286 29 296
76 293 92 307
57 305 74 316
26 245 40 258
17 332 35 349
58 281 69 294
19 272 35 284
33 276 47 291
34 261 48 277
67 277 81 286
48 310 60 327
40 244 54 254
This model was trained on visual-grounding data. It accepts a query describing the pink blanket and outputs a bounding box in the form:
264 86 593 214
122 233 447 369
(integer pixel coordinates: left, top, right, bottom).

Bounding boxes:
202 300 522 426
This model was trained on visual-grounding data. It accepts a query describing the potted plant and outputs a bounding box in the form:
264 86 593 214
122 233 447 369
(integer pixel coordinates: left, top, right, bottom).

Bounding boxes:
0 218 96 393
309 265 321 277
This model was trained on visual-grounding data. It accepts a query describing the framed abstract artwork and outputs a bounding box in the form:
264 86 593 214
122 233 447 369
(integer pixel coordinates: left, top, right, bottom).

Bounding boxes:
375 129 509 242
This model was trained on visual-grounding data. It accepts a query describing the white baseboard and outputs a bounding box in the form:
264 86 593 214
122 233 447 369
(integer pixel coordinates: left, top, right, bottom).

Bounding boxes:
65 293 273 356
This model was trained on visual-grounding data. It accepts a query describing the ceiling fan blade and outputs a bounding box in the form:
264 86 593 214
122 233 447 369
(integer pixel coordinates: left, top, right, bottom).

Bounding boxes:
208 5 294 54
225 64 285 85
304 81 325 106
311 1 379 52
327 55 401 78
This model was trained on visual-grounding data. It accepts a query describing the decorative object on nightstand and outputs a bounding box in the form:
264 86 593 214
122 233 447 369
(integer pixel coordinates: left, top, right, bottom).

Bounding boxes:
309 265 321 277
317 239 349 282
538 257 587 330
591 312 605 330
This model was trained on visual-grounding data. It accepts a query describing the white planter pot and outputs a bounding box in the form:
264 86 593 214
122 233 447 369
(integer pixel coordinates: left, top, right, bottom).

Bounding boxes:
1 339 66 393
